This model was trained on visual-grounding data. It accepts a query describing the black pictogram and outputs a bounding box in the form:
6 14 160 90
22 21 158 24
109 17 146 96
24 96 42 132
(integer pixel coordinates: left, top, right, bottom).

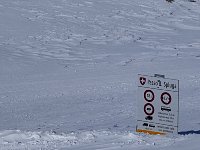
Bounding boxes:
145 115 153 120
144 103 154 115
161 106 171 112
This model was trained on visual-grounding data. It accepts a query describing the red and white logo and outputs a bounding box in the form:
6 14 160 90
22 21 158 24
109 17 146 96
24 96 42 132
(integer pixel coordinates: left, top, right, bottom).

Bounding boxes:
140 77 146 85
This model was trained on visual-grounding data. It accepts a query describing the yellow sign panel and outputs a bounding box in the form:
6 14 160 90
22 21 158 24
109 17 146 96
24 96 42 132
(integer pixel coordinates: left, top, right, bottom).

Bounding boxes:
136 129 165 135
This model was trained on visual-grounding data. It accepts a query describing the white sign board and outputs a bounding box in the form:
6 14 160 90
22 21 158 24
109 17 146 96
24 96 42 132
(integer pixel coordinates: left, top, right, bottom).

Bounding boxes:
136 74 179 135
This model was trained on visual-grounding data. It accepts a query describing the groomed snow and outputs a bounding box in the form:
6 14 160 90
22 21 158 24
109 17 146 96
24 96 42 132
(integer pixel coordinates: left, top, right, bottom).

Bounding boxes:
0 0 200 149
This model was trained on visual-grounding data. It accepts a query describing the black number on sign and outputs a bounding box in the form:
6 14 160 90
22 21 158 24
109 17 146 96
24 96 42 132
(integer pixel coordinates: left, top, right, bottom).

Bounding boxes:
144 90 155 102
161 92 171 105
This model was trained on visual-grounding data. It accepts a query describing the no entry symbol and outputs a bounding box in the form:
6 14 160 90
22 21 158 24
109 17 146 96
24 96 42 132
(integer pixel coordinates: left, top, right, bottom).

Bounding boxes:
144 103 154 115
144 90 155 102
161 92 171 105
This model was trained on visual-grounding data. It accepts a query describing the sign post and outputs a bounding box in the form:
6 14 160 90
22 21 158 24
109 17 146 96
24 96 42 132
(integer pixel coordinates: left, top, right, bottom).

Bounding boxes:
136 74 179 135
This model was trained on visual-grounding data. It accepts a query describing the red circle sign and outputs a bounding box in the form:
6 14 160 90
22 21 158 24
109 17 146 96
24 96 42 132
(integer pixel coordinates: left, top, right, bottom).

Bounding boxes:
144 90 155 102
161 92 171 105
144 103 154 115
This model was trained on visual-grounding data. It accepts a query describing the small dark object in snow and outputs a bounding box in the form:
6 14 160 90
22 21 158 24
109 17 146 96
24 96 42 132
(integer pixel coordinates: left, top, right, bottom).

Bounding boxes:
113 124 119 128
188 0 196 2
166 0 175 3
52 130 57 134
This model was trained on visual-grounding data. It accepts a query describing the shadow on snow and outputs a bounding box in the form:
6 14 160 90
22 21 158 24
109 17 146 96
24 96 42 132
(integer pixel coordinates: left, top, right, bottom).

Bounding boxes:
178 130 200 135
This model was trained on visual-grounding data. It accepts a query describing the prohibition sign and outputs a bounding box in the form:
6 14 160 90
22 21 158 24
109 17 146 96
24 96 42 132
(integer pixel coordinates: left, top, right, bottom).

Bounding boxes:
161 92 171 105
144 103 154 115
144 90 155 102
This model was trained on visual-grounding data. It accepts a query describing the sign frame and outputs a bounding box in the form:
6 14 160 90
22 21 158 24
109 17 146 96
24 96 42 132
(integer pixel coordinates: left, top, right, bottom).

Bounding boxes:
136 74 179 136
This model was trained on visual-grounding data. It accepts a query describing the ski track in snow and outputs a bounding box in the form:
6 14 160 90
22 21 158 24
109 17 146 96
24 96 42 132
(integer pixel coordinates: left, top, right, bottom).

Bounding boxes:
0 0 200 63
1 0 200 149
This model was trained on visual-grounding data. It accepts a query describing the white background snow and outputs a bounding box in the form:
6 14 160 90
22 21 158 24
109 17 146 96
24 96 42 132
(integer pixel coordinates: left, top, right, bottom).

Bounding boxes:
0 0 200 149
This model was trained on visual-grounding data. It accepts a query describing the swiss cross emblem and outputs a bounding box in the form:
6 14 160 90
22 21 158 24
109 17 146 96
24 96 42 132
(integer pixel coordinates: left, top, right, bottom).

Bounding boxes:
140 77 146 85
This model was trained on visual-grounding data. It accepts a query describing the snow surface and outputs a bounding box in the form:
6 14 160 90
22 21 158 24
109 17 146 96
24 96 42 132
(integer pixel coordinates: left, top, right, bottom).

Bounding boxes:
0 0 200 149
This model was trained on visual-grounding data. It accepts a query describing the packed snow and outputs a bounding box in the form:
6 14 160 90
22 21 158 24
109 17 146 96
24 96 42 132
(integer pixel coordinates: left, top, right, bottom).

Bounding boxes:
0 0 200 149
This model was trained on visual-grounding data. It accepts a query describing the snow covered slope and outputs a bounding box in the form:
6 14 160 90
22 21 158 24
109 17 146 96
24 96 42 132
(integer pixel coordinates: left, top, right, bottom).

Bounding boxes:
0 0 200 149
